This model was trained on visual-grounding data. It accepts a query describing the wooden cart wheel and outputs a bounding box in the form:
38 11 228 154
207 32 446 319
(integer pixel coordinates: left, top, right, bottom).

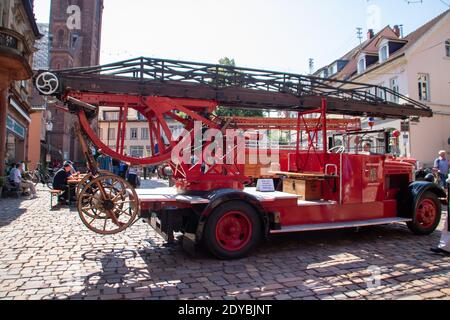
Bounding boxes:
78 184 126 220
76 170 111 196
77 175 139 235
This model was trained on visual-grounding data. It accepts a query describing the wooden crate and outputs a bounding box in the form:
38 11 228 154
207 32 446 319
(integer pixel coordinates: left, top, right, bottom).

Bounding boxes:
283 178 322 201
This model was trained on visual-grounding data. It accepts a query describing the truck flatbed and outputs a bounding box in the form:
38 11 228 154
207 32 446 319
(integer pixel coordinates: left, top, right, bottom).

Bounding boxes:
136 187 299 205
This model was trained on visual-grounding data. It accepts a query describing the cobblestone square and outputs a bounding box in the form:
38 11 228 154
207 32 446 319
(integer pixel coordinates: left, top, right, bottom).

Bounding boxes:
0 181 449 300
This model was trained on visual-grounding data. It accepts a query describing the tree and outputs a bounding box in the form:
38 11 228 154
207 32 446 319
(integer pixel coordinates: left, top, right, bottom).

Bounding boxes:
214 57 264 118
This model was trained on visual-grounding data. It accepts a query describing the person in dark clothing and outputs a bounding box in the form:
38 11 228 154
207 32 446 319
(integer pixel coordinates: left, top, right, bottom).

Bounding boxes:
119 161 129 179
52 163 74 204
112 158 120 176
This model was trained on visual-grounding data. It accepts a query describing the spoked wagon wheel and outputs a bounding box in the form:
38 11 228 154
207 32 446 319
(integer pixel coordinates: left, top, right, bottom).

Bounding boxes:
407 192 442 235
77 175 140 235
76 170 110 196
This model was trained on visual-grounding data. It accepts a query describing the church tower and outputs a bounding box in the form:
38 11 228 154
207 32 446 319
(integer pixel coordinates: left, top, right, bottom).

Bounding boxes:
48 0 103 163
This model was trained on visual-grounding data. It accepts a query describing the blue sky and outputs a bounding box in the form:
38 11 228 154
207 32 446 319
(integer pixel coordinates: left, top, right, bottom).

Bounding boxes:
33 0 449 74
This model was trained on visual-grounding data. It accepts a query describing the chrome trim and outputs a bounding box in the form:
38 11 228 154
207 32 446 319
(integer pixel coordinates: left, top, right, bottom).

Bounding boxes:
270 217 412 234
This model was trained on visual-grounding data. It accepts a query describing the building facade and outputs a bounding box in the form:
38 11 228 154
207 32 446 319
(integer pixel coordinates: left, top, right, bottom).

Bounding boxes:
47 0 103 165
315 9 450 167
0 0 41 175
98 107 185 158
28 23 50 171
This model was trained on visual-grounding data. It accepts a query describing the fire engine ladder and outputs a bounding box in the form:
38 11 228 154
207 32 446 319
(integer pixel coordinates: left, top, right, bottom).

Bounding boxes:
35 56 432 119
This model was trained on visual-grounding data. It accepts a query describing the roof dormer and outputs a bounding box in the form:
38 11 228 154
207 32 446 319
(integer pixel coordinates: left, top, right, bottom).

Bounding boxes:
357 53 378 74
375 37 407 63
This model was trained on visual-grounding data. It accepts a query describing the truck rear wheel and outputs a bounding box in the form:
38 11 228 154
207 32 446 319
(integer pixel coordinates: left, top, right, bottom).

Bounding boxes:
203 201 262 260
407 192 441 235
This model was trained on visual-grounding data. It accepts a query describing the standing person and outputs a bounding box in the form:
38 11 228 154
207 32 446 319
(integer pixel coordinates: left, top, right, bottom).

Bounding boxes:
9 163 37 199
143 165 147 180
97 153 113 172
431 175 450 256
52 163 75 204
433 150 449 188
112 158 120 176
127 165 140 188
118 154 129 179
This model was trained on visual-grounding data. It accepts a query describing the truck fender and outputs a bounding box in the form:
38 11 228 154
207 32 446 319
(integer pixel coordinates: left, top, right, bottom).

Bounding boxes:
398 181 446 217
195 189 269 243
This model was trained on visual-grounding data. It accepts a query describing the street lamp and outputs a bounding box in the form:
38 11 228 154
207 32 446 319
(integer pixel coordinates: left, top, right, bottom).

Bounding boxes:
45 114 54 166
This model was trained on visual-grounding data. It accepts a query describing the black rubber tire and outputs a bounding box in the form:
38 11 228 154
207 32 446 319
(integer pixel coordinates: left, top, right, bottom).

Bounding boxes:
407 191 442 235
203 201 262 260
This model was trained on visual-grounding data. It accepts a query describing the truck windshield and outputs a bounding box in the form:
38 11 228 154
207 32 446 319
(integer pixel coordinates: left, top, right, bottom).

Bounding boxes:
333 130 387 155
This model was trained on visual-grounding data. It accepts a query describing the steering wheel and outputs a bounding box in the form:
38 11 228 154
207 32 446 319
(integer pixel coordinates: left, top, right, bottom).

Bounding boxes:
328 146 345 154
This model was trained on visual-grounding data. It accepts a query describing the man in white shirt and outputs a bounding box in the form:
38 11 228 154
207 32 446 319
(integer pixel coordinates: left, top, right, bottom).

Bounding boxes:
9 163 37 199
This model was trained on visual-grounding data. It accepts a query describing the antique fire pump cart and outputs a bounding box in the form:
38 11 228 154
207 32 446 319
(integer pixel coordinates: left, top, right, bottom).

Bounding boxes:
34 57 446 259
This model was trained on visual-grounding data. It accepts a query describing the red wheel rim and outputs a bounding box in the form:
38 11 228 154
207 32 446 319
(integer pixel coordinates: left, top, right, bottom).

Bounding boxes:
416 199 437 229
215 211 252 251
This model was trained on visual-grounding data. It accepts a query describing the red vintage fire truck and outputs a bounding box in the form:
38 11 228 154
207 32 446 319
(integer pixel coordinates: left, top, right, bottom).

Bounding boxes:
34 57 446 259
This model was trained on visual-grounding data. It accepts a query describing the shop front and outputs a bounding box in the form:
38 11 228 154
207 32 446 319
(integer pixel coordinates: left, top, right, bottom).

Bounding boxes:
5 108 29 170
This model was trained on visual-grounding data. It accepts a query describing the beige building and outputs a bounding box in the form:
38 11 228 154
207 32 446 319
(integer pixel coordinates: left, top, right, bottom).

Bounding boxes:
315 9 450 167
98 107 184 158
0 0 41 174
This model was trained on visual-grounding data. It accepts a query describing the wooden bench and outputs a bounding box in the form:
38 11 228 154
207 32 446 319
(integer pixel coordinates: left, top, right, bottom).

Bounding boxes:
4 180 21 198
50 189 63 208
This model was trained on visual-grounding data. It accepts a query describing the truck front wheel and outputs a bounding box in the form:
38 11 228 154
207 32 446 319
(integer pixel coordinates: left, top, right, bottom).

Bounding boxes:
203 201 262 260
407 192 442 235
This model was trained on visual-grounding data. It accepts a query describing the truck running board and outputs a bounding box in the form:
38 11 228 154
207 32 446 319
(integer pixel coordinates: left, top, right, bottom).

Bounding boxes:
270 217 412 234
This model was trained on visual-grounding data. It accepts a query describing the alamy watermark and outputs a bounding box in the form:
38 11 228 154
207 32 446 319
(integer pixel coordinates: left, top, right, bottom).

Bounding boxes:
171 121 280 166
365 265 382 289
66 5 81 30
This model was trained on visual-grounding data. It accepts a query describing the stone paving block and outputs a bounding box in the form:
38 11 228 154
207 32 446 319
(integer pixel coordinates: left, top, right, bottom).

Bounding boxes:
0 186 449 300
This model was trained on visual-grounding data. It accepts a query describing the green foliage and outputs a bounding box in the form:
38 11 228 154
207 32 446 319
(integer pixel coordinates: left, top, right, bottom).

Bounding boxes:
215 107 264 118
218 57 236 67
0 177 5 188
214 57 264 118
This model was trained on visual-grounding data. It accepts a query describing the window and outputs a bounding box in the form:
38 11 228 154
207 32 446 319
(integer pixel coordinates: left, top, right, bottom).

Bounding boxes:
141 128 149 140
379 44 389 62
129 146 144 158
103 111 119 121
328 63 338 76
98 128 103 140
108 128 115 140
137 112 146 121
130 128 138 140
357 57 366 74
446 39 450 57
418 74 430 102
71 35 78 48
390 77 399 103
376 83 386 100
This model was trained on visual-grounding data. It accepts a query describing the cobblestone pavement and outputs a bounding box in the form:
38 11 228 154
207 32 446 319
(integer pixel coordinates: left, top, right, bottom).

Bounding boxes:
0 179 449 300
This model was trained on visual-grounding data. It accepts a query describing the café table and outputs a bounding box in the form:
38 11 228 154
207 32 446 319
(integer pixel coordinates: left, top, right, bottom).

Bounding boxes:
67 178 82 206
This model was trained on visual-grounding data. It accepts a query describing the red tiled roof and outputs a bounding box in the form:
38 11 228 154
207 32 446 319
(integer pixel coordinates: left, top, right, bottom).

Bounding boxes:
334 26 398 80
386 9 450 61
326 8 450 80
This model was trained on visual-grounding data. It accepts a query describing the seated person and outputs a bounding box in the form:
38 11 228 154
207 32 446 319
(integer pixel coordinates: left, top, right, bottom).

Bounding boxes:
52 163 75 204
64 160 79 176
9 163 37 199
